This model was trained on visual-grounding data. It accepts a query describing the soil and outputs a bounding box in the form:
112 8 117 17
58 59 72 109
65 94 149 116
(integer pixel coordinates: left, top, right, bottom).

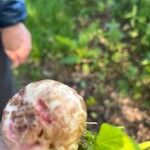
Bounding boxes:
67 72 150 142
15 65 150 143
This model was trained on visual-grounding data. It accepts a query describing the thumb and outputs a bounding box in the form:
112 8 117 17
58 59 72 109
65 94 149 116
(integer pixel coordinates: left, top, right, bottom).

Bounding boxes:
4 49 20 67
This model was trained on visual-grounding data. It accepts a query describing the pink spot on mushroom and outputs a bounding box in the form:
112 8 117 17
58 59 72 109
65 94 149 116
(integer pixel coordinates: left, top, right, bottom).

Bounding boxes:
36 99 54 124
5 122 17 142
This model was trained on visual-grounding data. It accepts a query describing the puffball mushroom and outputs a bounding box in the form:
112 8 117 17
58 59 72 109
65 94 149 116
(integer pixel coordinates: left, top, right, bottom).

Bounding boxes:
2 80 87 150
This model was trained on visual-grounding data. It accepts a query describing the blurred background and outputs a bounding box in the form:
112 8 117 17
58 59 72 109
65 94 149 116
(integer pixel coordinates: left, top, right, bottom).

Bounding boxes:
15 0 150 142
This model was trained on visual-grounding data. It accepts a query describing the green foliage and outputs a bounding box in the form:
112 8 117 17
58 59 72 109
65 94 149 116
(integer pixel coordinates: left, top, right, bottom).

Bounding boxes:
139 141 150 150
86 96 97 107
95 123 140 150
106 20 124 44
19 0 150 103
95 124 125 150
79 123 150 150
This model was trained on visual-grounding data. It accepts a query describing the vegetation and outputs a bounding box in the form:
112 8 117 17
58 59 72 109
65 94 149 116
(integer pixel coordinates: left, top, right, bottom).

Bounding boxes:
15 0 150 149
79 123 150 150
17 0 150 102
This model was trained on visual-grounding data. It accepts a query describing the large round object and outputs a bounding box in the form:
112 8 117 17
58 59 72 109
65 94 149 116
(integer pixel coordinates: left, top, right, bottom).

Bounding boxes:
2 80 87 150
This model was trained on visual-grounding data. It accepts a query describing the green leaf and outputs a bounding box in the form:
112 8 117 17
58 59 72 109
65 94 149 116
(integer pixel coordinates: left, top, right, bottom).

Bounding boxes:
121 134 140 150
76 48 100 59
84 131 96 150
125 65 138 80
139 141 150 150
94 123 124 150
111 51 122 62
125 5 137 19
55 35 77 50
97 2 106 13
61 55 80 65
82 64 90 75
86 130 96 144
94 123 140 150
142 59 150 66
106 20 123 44
90 112 98 119
86 96 96 107
117 80 129 97
129 30 139 38
87 145 95 150
78 22 100 47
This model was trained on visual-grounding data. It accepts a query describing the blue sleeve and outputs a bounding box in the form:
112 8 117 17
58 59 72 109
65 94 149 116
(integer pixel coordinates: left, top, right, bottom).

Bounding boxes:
0 0 27 28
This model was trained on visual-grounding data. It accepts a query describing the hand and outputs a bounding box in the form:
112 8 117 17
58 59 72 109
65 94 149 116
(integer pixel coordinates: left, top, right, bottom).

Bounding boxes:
1 23 32 67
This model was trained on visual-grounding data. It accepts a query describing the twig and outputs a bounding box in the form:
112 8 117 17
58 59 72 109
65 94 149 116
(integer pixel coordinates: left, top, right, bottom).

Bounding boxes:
86 122 98 125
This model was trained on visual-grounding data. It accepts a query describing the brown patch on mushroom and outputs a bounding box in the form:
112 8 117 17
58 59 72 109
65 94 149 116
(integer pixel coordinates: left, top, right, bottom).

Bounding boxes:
10 98 23 107
11 101 37 135
34 140 40 145
2 110 9 121
18 87 26 96
38 129 44 137
49 143 55 149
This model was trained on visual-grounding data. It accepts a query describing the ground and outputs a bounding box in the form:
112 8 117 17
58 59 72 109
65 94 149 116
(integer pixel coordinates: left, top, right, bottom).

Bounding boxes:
15 66 150 143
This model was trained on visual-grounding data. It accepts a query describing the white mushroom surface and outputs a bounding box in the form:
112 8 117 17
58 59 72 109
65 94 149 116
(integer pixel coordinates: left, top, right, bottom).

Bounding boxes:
2 80 87 150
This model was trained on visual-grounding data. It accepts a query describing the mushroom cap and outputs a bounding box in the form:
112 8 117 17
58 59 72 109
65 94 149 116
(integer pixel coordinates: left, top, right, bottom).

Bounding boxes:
2 80 87 150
